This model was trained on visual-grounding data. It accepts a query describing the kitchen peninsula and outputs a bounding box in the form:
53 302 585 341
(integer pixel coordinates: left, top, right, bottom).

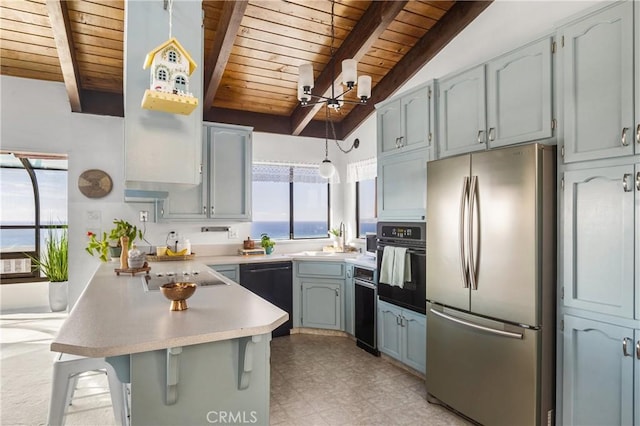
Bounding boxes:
51 260 288 425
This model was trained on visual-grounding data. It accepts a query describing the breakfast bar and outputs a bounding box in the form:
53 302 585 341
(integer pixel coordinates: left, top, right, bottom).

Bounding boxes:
51 261 288 425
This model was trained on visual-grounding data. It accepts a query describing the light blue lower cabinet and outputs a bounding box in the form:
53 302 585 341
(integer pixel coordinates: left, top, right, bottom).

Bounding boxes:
301 279 342 330
209 264 239 282
377 299 426 374
402 308 427 374
378 301 403 360
562 314 634 426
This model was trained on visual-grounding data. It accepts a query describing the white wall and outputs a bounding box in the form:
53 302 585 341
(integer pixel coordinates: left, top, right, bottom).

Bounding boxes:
0 0 604 311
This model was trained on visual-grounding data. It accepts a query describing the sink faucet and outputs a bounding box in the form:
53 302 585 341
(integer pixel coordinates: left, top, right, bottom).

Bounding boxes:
339 222 346 252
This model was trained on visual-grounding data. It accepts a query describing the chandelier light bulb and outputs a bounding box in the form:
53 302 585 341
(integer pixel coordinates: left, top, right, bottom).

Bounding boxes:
297 85 309 105
319 159 335 179
342 59 357 89
357 75 372 101
298 63 314 94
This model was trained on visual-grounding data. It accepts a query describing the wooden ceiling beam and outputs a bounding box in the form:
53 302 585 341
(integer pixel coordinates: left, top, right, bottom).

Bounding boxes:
202 0 248 110
339 0 493 139
46 0 82 112
203 107 331 140
289 0 408 136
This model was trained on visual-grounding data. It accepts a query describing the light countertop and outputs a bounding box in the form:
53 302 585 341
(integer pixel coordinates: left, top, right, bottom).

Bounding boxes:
51 261 288 357
199 251 360 265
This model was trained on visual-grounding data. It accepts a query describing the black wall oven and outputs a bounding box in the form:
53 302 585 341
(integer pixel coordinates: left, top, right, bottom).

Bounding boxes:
376 221 426 314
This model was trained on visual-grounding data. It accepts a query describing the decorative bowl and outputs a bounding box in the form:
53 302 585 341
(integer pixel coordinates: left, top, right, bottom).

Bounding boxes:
160 282 197 311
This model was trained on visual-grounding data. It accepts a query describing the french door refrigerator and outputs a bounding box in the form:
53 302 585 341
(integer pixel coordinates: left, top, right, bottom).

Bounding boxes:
425 143 556 426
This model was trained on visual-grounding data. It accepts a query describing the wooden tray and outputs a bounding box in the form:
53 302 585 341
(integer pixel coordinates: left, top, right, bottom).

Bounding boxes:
146 253 196 262
115 265 151 276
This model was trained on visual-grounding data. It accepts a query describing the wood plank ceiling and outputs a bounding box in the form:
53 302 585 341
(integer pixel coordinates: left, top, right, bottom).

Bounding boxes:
0 0 491 139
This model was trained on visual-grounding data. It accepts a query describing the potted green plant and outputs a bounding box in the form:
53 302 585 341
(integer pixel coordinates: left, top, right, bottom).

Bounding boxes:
29 226 68 312
86 219 143 262
260 233 276 255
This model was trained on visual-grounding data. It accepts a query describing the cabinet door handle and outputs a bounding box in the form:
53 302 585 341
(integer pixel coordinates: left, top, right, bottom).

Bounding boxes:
622 337 632 357
335 288 339 297
395 137 400 148
398 136 404 147
636 124 640 144
637 340 640 359
203 205 207 214
488 127 495 141
210 206 214 214
477 130 485 144
396 315 401 326
636 172 640 191
623 174 633 192
621 127 629 146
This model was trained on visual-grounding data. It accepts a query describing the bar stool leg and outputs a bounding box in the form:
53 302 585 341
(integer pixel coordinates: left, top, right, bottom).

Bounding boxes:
47 361 71 426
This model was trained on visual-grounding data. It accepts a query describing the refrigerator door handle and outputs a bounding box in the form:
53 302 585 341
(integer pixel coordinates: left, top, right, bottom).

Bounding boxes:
468 175 478 290
429 308 523 339
459 177 470 288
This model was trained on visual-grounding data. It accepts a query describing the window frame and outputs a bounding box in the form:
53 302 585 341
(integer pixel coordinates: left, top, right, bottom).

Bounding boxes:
251 163 331 241
0 154 68 284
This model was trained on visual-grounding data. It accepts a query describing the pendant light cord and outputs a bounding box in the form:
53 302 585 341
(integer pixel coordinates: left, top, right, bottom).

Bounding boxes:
326 0 357 155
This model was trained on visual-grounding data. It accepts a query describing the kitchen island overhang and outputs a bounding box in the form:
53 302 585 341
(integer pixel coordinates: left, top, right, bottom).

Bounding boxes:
51 261 288 425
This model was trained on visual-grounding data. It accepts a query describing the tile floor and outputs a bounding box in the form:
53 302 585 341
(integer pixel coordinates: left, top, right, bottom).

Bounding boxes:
270 334 470 426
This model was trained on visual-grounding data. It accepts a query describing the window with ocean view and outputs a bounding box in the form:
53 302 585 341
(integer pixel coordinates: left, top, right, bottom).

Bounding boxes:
0 153 68 283
357 178 376 237
251 163 329 240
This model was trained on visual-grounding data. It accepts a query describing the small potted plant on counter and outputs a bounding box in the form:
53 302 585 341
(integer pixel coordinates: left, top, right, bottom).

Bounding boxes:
86 219 143 262
260 233 276 255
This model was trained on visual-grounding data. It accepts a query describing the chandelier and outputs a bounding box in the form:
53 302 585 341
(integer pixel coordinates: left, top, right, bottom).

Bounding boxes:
297 0 371 178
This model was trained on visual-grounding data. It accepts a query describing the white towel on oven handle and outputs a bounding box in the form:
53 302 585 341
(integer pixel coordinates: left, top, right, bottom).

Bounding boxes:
392 247 410 288
379 246 395 285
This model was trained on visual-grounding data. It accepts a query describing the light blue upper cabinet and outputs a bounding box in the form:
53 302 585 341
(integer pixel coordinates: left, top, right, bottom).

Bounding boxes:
486 37 553 148
377 99 402 154
208 125 252 220
562 314 634 426
377 148 429 221
636 1 640 152
562 163 636 319
160 123 252 221
377 83 433 157
437 65 487 158
559 1 635 163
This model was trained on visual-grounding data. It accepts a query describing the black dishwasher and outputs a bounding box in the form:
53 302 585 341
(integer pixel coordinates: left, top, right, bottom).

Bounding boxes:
239 262 293 337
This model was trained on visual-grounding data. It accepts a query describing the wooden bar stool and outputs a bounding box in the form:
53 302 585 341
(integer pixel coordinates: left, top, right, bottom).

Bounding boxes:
47 353 129 426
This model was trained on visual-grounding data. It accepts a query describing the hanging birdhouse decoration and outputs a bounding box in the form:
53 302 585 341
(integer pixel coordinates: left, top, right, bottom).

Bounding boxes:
141 37 198 115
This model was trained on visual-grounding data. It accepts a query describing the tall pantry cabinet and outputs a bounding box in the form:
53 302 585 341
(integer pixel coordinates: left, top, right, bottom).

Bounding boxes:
558 2 640 425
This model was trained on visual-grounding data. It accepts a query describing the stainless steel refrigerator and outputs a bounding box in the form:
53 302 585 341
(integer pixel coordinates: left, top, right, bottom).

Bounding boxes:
425 143 556 426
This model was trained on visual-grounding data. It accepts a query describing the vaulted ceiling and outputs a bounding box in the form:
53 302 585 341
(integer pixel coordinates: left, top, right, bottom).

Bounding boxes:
0 0 491 139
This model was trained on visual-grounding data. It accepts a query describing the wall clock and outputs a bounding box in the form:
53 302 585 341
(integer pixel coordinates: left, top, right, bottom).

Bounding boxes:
78 169 113 198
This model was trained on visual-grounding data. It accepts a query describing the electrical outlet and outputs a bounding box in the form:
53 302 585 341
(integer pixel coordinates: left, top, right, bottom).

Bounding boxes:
228 228 238 239
139 210 149 222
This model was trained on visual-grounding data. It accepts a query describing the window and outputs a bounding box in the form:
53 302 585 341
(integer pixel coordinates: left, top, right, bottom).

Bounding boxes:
356 179 376 237
347 158 377 237
251 163 329 240
168 50 177 63
175 75 186 92
157 68 167 81
0 153 68 283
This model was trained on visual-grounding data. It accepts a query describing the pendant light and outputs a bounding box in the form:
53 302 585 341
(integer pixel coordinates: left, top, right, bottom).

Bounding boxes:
298 0 369 177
